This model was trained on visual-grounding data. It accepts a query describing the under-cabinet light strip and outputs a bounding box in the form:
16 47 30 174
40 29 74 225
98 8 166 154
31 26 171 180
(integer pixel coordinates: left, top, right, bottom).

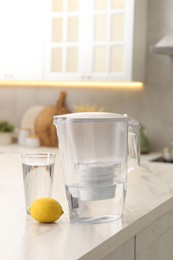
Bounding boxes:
0 81 144 89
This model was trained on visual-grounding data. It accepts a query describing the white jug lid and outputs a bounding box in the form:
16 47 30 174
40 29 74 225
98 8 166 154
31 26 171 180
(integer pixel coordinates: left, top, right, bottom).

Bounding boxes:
53 112 128 122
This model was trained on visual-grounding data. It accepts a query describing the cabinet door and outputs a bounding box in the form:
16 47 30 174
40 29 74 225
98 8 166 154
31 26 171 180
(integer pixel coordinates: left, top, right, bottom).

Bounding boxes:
88 0 134 81
45 0 141 82
136 208 173 260
44 0 82 81
0 0 45 80
102 237 134 260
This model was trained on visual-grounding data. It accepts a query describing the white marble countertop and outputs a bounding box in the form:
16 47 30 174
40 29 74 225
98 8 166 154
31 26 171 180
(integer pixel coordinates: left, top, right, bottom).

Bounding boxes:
0 146 173 259
0 143 58 154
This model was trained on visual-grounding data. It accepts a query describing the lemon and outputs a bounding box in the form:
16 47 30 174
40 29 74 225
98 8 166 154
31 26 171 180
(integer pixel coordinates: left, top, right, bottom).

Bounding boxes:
30 198 64 223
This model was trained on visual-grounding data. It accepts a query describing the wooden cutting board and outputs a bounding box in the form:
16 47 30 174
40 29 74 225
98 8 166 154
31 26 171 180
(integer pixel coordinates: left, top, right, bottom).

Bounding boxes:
35 92 70 147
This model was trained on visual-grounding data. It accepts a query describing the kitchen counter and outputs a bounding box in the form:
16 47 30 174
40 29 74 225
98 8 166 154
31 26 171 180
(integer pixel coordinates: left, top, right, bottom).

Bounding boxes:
0 143 161 161
0 143 58 154
0 147 173 259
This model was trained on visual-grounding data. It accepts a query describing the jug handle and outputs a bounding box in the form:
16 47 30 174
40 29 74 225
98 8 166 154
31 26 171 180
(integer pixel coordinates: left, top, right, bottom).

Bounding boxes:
125 115 141 171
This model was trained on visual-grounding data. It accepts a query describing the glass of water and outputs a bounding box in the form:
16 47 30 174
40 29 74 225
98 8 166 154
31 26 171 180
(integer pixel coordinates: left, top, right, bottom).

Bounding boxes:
21 152 56 214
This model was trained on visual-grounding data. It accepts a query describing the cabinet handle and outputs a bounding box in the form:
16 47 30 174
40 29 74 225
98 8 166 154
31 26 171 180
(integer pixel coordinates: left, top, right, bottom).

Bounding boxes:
4 74 13 79
81 76 91 80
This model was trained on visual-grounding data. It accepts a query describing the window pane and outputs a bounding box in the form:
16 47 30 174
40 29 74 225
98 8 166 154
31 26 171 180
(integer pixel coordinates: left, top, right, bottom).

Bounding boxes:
95 0 108 10
94 15 108 41
52 18 63 42
111 14 125 41
67 17 79 42
67 0 79 11
112 0 125 9
52 0 63 12
110 46 124 73
51 48 62 72
66 47 78 72
93 47 107 73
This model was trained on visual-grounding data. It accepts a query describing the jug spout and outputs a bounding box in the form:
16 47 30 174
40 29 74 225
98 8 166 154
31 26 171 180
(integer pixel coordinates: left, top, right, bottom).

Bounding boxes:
126 115 141 170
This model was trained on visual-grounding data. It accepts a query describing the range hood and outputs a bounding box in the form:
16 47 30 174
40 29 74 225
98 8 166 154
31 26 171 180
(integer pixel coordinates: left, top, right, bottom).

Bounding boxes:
152 33 173 55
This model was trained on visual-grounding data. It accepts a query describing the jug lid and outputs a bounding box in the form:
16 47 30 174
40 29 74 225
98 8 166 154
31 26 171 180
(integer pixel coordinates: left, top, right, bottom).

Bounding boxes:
53 112 128 122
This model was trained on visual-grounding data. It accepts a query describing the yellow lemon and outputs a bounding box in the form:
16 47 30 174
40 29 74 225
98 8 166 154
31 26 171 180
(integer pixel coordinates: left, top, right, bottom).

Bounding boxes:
30 198 64 223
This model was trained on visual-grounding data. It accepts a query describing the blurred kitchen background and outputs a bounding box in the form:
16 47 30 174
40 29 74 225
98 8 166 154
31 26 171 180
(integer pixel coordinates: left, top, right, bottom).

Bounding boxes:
0 0 173 152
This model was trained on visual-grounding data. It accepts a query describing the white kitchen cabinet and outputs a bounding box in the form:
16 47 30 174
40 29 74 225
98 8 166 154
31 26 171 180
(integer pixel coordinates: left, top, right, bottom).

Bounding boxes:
0 0 147 82
44 0 147 82
103 238 135 260
0 0 46 80
136 207 173 260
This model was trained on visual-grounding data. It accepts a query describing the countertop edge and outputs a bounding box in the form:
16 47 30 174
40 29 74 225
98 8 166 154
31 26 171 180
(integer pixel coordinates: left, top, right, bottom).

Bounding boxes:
80 186 173 259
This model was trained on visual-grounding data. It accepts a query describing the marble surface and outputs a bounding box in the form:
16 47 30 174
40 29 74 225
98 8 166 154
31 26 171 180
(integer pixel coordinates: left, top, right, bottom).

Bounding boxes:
0 148 173 260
